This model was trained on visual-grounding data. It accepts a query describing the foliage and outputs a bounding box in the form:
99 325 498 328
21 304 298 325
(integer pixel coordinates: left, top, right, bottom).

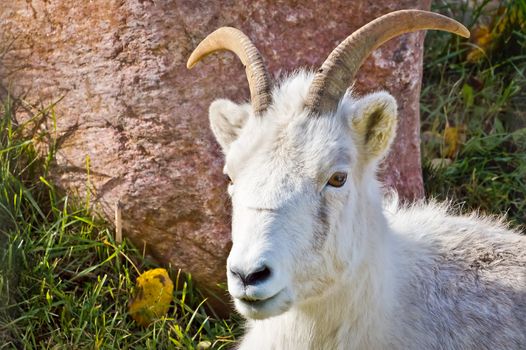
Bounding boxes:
421 0 526 227
0 99 240 349
129 268 174 327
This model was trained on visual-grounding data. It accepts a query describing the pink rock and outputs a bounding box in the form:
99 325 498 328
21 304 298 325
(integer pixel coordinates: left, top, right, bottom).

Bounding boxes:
0 0 428 309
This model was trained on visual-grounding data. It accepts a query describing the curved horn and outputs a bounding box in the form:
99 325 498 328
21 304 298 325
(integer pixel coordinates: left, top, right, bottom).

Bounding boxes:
187 27 272 116
305 10 470 116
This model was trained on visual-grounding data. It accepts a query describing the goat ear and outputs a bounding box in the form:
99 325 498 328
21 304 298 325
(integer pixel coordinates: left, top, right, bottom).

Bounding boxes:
348 92 398 163
209 99 251 152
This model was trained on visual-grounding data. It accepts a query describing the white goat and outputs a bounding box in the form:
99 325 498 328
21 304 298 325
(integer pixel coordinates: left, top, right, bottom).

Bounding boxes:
188 10 526 350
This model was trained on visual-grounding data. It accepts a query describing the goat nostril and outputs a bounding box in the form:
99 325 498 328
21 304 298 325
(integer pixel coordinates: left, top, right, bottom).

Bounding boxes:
230 266 272 286
244 266 271 286
230 268 243 280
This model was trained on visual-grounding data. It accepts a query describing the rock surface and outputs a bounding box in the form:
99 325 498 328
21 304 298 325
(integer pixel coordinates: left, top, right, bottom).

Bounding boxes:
0 0 429 307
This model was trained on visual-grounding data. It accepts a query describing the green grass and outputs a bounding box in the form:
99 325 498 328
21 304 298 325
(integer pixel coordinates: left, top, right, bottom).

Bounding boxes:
1 1 525 349
0 98 241 349
421 0 526 227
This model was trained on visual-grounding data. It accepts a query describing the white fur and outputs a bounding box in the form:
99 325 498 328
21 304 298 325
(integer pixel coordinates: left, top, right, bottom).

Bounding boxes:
208 71 526 349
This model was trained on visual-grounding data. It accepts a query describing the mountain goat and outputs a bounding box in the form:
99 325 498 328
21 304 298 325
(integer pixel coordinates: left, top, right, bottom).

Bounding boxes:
187 10 526 350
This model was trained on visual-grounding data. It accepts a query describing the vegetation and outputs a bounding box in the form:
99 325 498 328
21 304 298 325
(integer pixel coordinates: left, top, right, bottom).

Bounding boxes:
421 0 526 227
0 99 240 348
0 1 524 349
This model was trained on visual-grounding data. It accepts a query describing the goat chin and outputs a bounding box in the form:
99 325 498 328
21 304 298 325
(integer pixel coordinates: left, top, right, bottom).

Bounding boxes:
233 288 293 320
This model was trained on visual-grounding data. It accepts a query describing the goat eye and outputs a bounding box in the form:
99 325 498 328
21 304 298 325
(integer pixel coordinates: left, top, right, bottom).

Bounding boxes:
225 174 233 185
327 172 347 188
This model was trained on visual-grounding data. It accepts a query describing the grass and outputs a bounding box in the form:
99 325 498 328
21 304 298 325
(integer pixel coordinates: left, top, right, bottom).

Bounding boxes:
421 0 526 227
1 1 525 349
0 98 241 348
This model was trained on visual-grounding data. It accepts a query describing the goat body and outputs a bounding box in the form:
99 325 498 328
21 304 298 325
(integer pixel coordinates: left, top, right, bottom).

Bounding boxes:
240 195 526 349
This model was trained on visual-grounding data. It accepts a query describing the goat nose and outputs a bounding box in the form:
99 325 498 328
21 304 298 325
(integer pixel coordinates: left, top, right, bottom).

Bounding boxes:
230 265 272 286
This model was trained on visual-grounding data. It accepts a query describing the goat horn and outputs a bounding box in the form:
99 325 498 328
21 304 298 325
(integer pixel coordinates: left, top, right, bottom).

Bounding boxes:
305 10 470 116
187 27 272 116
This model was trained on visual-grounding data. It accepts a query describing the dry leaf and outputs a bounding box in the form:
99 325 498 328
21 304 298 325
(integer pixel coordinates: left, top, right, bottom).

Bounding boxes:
197 341 212 349
467 5 525 63
129 268 174 326
467 25 491 62
443 124 467 159
430 158 453 170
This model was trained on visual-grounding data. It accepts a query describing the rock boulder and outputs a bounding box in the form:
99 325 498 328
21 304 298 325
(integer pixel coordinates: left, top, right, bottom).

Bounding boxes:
0 0 429 308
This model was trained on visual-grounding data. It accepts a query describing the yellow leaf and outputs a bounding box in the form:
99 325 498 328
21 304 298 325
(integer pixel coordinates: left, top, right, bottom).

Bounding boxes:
467 25 492 63
129 268 174 326
473 25 492 47
494 6 525 37
443 124 466 159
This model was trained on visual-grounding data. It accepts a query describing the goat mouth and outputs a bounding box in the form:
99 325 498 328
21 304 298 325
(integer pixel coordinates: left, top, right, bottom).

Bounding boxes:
238 291 281 306
235 289 291 319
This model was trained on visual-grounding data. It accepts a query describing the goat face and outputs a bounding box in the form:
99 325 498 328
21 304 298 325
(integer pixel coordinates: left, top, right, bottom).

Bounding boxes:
189 11 467 321
209 73 398 319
